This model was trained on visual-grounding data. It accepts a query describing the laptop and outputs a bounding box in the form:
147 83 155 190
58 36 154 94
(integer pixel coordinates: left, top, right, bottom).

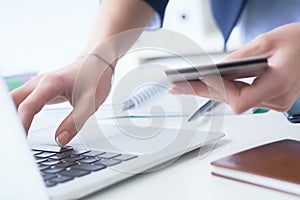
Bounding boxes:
0 75 224 199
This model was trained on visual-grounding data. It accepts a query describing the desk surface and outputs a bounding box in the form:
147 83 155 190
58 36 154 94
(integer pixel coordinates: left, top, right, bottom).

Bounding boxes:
79 111 300 200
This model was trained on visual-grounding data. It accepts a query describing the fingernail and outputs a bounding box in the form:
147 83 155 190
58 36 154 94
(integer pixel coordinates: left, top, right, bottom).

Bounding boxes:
56 131 70 147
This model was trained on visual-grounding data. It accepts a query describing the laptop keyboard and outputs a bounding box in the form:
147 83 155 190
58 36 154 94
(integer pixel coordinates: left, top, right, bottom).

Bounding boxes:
31 145 137 187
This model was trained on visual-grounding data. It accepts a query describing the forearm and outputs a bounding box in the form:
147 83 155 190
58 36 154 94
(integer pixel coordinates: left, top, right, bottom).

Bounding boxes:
83 0 155 62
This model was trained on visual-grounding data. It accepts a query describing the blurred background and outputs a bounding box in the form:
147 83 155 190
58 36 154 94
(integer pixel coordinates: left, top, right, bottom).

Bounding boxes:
0 0 241 77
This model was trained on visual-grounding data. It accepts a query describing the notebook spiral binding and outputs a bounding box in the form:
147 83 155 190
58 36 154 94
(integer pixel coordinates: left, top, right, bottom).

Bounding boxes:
122 82 168 111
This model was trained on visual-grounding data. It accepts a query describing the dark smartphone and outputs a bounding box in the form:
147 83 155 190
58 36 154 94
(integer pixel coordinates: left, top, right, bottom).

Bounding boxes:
284 97 300 123
165 55 268 83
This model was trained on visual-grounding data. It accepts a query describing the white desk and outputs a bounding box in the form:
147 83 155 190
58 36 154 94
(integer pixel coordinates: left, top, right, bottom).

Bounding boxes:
28 56 300 199
79 111 300 200
28 53 300 199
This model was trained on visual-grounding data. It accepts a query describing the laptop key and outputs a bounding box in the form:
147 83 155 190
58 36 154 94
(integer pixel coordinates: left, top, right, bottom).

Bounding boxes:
39 165 50 171
72 163 106 172
55 161 77 168
95 159 121 166
49 153 70 160
45 180 57 187
42 173 57 181
31 145 73 153
32 150 42 155
79 157 99 164
64 149 90 156
35 158 48 164
63 155 85 162
34 148 129 188
51 175 73 184
43 166 65 174
83 151 105 157
35 152 56 159
113 154 137 161
98 152 121 159
59 168 90 178
40 160 61 166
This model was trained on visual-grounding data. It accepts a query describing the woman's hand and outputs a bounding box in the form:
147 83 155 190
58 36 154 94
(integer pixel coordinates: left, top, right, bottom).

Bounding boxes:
170 22 300 114
10 0 156 146
11 55 114 146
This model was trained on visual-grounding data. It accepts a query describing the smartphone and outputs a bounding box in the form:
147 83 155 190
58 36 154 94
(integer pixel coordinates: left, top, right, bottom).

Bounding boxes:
284 97 300 123
165 55 268 83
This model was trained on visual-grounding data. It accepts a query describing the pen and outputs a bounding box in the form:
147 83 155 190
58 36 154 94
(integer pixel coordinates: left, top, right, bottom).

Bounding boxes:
187 100 220 122
122 99 136 111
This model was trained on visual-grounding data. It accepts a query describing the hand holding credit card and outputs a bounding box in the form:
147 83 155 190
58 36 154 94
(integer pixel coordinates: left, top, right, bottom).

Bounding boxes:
165 56 269 121
165 55 268 83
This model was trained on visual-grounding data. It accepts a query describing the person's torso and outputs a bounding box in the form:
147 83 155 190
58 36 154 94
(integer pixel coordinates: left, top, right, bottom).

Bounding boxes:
237 0 300 45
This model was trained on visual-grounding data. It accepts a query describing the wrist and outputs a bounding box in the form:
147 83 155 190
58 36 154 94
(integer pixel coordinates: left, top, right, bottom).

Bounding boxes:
77 53 116 74
76 50 117 87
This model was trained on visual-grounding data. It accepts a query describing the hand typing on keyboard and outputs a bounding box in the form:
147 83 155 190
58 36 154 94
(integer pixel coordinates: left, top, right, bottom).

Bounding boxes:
9 1 156 147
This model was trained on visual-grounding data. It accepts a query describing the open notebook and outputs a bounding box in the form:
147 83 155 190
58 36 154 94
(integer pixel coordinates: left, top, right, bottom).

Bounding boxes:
97 82 208 119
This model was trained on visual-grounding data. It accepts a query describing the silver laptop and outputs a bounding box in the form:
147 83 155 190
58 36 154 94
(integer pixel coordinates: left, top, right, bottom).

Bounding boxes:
0 75 224 199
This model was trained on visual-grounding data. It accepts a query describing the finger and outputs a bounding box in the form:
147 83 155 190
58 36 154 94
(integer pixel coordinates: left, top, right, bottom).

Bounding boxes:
55 111 79 147
171 80 226 103
205 78 251 103
170 81 208 96
10 75 41 107
193 74 252 113
18 78 64 133
222 68 283 114
55 95 97 147
197 75 245 104
47 96 68 104
54 55 114 147
224 34 272 62
169 80 227 100
170 77 250 102
201 69 289 114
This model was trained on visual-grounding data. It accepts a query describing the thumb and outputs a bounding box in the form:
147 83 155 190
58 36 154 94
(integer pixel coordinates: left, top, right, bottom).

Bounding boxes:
224 35 270 62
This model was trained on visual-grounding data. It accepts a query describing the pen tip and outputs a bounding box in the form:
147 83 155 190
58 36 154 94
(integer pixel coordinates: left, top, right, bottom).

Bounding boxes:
187 116 194 122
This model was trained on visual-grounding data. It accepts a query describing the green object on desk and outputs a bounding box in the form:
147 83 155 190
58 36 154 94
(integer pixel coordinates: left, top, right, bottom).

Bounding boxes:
4 72 37 91
253 109 269 114
7 80 23 89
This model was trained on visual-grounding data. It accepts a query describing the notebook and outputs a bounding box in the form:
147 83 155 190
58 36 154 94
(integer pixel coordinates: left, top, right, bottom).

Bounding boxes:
211 139 300 196
99 83 208 119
